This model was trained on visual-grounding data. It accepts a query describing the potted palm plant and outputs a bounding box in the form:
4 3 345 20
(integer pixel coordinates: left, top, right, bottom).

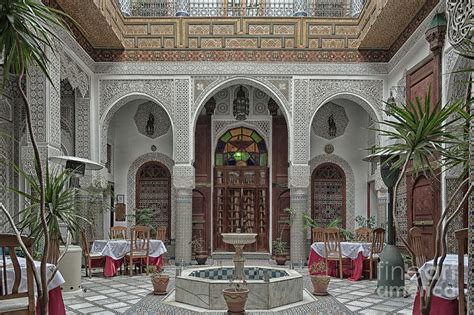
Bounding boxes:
11 163 85 264
189 236 208 265
146 265 169 295
309 260 331 296
222 279 249 314
272 239 287 265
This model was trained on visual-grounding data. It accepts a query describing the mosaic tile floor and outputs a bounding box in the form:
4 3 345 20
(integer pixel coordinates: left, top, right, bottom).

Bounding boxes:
64 260 417 314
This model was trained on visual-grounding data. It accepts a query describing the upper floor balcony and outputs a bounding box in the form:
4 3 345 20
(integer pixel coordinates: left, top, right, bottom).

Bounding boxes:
116 0 365 18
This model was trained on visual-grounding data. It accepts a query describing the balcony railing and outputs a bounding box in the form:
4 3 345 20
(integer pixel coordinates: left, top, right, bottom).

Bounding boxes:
117 0 364 17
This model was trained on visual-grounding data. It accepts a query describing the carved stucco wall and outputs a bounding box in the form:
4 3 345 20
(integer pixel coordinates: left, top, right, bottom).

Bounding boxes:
126 152 176 239
0 96 13 223
293 79 383 164
309 154 356 231
444 49 472 254
193 76 291 124
395 177 408 248
99 82 173 164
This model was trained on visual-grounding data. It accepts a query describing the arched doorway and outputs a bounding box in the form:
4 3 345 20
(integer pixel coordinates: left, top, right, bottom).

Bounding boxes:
311 163 346 229
214 127 269 252
135 161 171 240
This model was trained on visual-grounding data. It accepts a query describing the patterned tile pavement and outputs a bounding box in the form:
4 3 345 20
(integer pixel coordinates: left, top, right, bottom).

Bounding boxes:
64 260 417 314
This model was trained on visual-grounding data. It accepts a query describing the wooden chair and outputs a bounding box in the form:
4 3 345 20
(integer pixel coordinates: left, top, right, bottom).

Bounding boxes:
323 228 345 279
455 228 467 315
355 227 372 242
126 226 151 276
312 227 325 242
0 234 35 315
368 228 385 280
110 226 128 239
155 226 167 242
80 230 104 278
409 227 426 268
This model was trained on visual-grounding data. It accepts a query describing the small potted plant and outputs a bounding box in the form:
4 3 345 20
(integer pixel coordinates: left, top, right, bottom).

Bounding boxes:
222 278 249 314
272 239 287 265
146 265 169 295
309 261 331 296
189 236 208 265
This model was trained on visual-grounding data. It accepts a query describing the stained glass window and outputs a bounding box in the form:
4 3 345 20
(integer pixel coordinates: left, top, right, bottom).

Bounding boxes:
215 127 267 166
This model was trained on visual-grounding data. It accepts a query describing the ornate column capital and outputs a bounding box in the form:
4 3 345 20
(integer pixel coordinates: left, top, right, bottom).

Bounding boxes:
424 13 447 55
172 164 195 189
288 164 310 189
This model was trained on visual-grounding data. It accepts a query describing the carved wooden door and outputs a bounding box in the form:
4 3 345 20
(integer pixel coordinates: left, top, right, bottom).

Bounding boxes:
409 175 439 259
311 163 346 229
136 161 171 240
214 167 269 252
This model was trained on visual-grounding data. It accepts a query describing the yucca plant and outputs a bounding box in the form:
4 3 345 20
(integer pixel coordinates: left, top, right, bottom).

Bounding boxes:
372 87 472 315
9 162 86 264
0 1 70 313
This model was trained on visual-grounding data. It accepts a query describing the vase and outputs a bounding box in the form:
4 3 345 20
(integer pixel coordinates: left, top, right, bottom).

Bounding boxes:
310 275 331 296
222 287 249 314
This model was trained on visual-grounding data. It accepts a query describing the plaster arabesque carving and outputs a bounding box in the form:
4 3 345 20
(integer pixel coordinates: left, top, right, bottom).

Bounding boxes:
60 49 90 98
99 80 175 163
192 76 292 120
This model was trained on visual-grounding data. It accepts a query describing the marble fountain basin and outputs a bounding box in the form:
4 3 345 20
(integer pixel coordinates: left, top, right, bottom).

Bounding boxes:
175 266 303 310
221 233 257 245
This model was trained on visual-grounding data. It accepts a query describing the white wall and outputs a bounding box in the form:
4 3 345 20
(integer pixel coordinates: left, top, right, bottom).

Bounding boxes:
310 99 371 222
109 99 173 225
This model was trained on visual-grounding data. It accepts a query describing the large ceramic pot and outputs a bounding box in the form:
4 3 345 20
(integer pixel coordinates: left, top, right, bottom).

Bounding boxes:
195 251 208 265
275 254 287 266
222 288 249 314
151 275 170 295
310 275 331 296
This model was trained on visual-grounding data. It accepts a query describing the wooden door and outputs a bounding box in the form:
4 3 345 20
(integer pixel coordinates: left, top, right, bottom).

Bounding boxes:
136 161 171 240
406 57 442 259
273 189 290 253
311 163 346 229
192 189 209 252
271 116 289 251
214 167 269 252
407 175 440 259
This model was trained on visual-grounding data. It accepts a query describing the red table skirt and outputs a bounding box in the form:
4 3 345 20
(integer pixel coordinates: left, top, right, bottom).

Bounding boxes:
307 249 365 281
412 291 458 315
104 255 164 277
35 286 66 315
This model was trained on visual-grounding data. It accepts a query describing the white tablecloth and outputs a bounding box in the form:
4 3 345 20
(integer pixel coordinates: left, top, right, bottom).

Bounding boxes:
1 257 65 295
311 242 372 260
91 239 167 260
411 254 468 300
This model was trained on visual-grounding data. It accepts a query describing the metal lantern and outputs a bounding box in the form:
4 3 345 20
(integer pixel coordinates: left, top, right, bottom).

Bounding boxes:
233 86 249 121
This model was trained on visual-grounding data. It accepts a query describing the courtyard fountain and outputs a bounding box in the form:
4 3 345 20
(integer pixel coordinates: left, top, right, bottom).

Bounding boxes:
175 231 304 311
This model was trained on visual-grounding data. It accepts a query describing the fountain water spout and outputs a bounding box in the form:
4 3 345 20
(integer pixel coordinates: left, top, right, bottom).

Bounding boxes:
221 233 257 281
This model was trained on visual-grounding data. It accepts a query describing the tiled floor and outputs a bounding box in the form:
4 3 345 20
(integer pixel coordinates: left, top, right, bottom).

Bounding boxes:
64 261 416 314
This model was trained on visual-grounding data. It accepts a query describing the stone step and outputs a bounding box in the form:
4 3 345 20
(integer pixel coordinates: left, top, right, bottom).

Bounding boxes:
211 252 272 260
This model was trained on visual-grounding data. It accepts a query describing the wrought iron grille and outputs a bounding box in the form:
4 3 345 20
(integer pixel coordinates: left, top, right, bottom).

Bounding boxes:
117 0 364 17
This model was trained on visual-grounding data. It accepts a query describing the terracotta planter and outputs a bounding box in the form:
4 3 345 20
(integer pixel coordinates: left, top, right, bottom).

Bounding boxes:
275 254 287 266
310 275 330 296
222 288 249 314
151 275 169 295
195 251 208 265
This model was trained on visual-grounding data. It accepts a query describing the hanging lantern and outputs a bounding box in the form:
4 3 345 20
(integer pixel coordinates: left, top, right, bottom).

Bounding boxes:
233 86 249 121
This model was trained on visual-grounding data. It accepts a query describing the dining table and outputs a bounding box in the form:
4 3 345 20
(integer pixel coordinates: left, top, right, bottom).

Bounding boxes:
411 254 467 315
91 239 167 277
307 241 372 281
1 256 66 315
